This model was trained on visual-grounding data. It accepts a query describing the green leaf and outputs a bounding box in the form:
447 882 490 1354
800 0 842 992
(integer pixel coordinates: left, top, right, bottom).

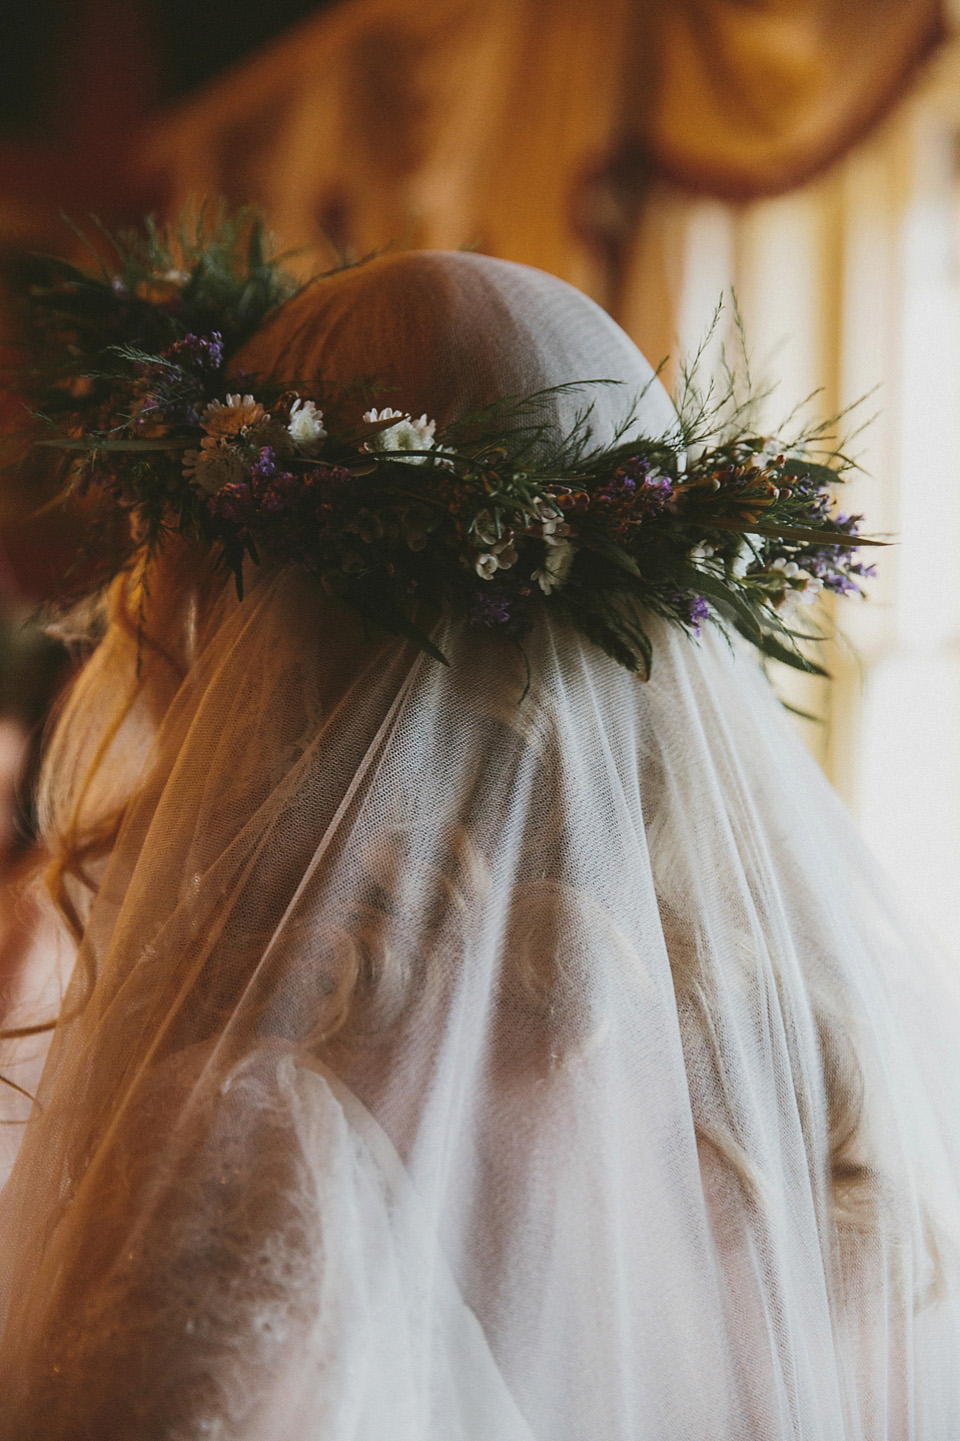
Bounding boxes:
603 597 655 673
778 699 825 723
582 531 643 578
705 517 885 548
751 522 884 548
626 616 653 675
564 594 651 676
353 599 450 665
752 626 828 676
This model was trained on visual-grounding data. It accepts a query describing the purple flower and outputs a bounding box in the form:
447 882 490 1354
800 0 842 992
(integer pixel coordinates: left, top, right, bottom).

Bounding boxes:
672 592 709 636
253 446 277 481
599 456 674 514
690 594 709 626
468 588 532 638
471 594 513 627
164 332 224 372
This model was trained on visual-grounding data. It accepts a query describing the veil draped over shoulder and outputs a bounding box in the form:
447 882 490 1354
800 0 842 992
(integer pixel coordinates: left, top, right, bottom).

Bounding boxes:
1 253 959 1440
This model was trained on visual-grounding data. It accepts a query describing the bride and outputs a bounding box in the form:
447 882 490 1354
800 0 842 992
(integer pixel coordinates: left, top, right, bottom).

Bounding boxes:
1 244 958 1439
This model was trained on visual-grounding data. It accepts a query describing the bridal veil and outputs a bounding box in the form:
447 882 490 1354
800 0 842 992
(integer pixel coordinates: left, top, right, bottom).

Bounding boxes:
1 251 959 1439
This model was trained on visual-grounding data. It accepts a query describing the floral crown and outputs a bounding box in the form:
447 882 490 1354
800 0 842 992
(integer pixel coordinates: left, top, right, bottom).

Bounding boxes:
8 211 880 679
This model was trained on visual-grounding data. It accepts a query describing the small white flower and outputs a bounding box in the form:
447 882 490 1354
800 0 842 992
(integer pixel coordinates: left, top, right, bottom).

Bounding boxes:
797 573 823 605
542 516 571 546
760 437 794 465
527 496 570 545
474 534 518 579
363 407 437 463
729 536 762 578
491 535 518 569
474 509 502 547
530 496 563 520
287 397 327 450
770 556 800 579
776 568 823 617
689 542 715 563
533 538 576 594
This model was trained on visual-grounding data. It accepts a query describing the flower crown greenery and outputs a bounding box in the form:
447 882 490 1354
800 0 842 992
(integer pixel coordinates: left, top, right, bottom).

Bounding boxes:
8 210 881 679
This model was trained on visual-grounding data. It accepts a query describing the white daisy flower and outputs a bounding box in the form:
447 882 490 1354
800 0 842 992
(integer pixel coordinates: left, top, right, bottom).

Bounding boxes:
363 407 437 462
287 397 327 450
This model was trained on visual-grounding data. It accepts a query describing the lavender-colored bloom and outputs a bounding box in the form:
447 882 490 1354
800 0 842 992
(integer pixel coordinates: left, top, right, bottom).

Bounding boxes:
164 332 224 371
819 557 876 596
600 455 674 513
253 446 277 481
469 589 532 638
688 594 710 635
470 594 513 628
157 399 201 426
672 592 709 636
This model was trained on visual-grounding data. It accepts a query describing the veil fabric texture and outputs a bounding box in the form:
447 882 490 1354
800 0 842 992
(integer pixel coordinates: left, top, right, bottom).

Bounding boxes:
1 253 959 1440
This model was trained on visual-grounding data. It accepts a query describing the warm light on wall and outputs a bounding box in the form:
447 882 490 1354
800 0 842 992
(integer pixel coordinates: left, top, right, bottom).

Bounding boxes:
655 42 960 958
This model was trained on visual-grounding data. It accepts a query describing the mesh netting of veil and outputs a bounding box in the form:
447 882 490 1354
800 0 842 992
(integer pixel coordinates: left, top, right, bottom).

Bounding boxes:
0 252 959 1440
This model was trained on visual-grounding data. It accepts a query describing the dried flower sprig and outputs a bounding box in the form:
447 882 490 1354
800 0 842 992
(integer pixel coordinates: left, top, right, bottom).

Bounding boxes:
6 211 882 677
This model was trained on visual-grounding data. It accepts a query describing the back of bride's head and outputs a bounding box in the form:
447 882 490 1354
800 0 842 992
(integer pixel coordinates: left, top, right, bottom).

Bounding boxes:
39 252 676 934
234 249 674 437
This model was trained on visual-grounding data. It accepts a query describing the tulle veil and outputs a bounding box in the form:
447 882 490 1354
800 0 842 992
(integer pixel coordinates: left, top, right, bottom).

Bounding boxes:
1 251 959 1439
